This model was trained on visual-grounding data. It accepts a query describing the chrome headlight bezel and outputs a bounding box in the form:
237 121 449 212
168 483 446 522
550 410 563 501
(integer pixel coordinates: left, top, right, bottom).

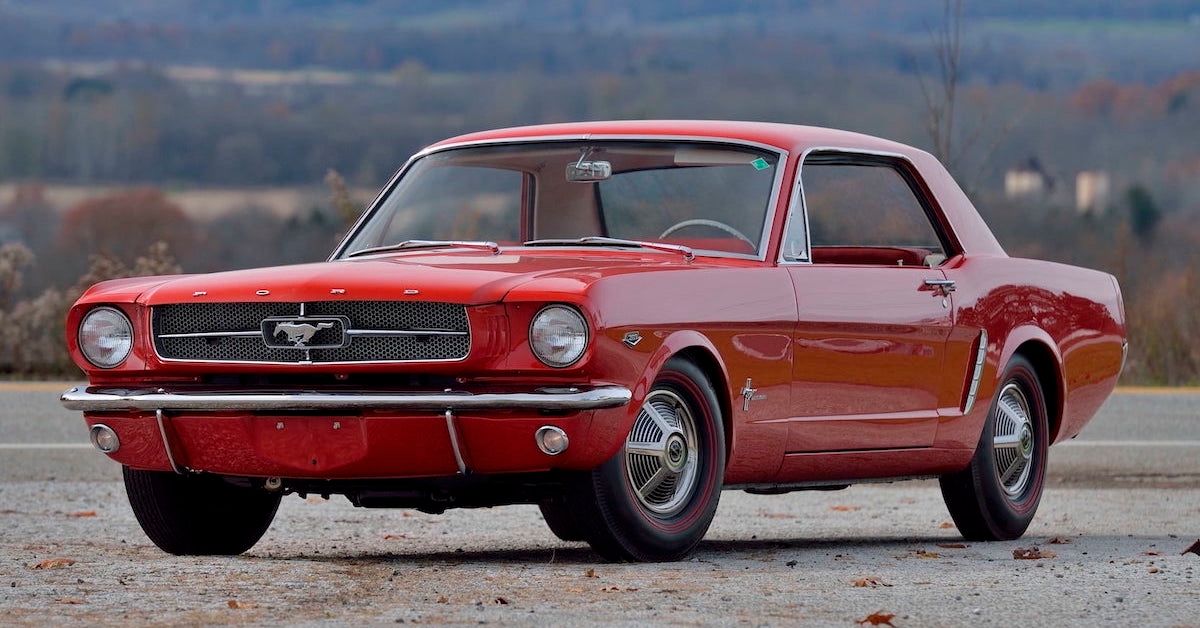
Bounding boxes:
528 304 589 368
78 306 134 369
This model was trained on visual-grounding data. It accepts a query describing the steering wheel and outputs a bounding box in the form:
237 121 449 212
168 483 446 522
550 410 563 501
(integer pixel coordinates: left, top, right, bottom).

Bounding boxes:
659 219 756 248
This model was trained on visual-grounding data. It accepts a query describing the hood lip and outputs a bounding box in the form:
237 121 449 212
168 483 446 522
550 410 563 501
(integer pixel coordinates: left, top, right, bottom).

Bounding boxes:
128 248 726 307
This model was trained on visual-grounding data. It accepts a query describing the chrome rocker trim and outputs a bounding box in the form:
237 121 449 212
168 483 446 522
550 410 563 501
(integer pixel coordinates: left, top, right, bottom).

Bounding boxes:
61 385 632 413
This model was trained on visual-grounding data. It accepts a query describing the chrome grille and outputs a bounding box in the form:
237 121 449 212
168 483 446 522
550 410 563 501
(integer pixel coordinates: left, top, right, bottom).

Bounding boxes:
153 301 470 363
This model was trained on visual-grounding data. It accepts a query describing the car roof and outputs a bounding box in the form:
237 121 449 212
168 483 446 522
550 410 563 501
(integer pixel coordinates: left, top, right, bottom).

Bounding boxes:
428 120 920 156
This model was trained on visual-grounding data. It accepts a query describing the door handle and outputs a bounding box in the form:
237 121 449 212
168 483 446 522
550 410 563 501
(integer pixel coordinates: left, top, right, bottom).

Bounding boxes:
924 278 956 295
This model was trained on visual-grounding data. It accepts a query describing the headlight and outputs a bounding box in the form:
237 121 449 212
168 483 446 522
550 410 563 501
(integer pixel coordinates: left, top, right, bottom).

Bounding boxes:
529 305 588 367
78 307 133 368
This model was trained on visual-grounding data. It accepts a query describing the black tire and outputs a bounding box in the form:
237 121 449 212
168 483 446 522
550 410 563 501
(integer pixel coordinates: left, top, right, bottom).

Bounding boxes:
123 467 281 555
538 501 586 542
940 354 1049 541
565 357 726 562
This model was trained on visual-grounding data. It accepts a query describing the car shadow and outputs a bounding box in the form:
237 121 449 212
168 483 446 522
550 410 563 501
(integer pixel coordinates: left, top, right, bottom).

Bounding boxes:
252 534 987 565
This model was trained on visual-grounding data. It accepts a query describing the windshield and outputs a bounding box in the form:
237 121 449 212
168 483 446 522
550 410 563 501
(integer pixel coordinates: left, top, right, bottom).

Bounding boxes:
337 140 782 259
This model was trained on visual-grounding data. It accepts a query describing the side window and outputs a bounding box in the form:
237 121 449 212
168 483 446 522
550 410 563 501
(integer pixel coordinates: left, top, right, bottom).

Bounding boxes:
797 159 947 266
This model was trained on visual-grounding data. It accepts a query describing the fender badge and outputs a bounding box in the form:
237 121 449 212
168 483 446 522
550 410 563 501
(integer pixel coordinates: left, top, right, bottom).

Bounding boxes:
255 289 270 296
330 288 346 295
192 291 206 297
404 289 420 296
622 331 642 348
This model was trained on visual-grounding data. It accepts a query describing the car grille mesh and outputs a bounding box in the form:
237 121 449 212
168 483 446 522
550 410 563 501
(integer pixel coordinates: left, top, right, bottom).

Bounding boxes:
153 301 470 363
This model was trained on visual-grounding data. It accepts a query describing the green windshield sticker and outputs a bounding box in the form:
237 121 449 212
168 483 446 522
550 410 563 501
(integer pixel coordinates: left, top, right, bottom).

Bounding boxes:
750 157 770 171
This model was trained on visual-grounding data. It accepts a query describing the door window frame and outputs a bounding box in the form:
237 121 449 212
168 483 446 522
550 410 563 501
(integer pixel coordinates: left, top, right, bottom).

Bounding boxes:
777 147 961 266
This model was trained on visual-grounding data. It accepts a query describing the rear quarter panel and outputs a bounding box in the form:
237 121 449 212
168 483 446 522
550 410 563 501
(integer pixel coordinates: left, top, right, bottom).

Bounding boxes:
940 255 1125 448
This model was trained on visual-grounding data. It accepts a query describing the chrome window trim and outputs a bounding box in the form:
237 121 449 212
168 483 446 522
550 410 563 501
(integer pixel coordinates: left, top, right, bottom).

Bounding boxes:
776 146 941 266
329 134 791 263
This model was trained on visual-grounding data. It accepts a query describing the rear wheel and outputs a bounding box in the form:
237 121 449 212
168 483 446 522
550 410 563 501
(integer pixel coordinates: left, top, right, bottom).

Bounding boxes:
565 357 725 562
940 354 1049 541
123 467 281 555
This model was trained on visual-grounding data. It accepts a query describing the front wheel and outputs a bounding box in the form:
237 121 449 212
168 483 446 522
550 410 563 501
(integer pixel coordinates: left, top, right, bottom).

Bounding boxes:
940 354 1049 541
123 467 281 555
565 357 726 561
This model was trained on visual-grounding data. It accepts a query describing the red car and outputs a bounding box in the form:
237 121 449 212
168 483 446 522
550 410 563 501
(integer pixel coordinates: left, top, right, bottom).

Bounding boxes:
61 121 1126 561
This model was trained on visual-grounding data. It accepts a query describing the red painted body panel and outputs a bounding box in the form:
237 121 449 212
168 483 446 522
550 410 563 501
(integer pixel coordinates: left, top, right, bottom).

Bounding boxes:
65 121 1125 493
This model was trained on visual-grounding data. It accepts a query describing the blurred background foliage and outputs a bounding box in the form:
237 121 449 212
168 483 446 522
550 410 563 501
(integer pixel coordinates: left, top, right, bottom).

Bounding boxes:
0 0 1197 381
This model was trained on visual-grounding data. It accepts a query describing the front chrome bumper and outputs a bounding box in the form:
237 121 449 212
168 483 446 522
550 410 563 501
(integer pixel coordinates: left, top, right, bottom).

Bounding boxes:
60 385 633 413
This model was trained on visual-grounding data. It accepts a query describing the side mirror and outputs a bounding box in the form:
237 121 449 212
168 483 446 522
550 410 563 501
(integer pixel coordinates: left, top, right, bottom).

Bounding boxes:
566 160 612 182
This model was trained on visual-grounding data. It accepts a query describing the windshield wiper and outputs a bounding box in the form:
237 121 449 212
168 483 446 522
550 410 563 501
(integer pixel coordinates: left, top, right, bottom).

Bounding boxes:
523 236 694 263
345 240 501 258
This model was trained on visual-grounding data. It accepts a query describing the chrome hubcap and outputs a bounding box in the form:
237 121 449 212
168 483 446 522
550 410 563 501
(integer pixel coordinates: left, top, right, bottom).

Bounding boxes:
993 382 1035 497
624 389 699 517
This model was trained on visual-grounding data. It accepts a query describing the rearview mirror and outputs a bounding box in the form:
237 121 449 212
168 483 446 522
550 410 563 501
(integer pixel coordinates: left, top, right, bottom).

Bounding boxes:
566 160 612 182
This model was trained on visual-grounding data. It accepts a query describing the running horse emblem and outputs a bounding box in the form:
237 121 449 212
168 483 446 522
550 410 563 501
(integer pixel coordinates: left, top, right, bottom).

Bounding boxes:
273 321 335 347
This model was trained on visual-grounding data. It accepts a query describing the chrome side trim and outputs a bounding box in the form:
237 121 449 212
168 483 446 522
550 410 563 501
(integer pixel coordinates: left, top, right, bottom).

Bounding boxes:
328 134 790 263
963 329 989 414
444 410 468 474
61 386 632 413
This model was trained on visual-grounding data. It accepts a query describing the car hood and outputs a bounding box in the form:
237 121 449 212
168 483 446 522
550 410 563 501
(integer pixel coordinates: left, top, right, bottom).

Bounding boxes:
135 249 698 305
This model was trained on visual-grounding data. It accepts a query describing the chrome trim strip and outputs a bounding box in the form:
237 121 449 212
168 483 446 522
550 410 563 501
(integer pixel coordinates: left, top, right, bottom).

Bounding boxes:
963 329 989 414
158 328 467 340
61 385 632 413
345 329 468 337
156 409 183 474
777 146 926 266
444 410 468 474
158 331 262 339
328 134 790 263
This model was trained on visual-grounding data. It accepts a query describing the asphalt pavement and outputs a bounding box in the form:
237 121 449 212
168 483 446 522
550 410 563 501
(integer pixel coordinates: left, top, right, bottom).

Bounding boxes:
1 384 1197 626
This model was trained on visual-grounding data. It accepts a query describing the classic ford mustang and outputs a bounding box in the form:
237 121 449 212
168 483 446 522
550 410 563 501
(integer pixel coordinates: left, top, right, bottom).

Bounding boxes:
61 121 1126 561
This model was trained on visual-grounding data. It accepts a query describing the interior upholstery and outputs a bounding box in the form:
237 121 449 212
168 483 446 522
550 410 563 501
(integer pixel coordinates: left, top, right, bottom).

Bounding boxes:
810 246 933 267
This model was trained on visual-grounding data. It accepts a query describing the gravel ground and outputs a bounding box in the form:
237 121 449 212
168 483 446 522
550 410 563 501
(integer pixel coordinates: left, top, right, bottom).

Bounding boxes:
2 481 1197 626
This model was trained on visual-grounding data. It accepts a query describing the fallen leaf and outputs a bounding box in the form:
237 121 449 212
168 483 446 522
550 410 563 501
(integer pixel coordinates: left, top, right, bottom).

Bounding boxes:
67 511 96 518
858 611 897 627
584 568 597 578
493 596 509 605
1149 567 1161 574
226 600 253 609
601 586 622 592
938 521 955 529
436 595 449 604
1183 539 1200 556
1046 536 1072 545
851 577 892 588
1143 550 1161 556
383 534 406 540
31 558 75 570
786 560 798 568
1013 547 1056 560
936 543 968 549
911 549 940 559
759 511 796 519
830 505 861 512
56 598 85 605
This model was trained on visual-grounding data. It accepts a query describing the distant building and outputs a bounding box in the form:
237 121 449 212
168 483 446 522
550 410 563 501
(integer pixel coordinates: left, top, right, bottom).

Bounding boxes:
1004 157 1053 199
1075 171 1111 214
